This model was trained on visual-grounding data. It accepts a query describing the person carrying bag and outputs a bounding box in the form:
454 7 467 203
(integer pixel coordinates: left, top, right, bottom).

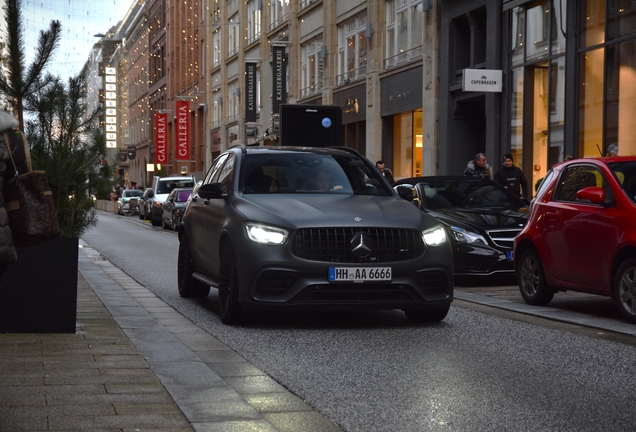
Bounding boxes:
0 111 60 279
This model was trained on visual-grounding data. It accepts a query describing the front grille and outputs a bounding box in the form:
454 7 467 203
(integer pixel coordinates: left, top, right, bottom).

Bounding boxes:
290 228 425 263
486 228 522 249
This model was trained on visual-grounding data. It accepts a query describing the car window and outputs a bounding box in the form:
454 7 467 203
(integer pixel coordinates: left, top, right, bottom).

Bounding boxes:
420 180 518 210
554 165 611 204
241 152 388 196
123 190 143 198
177 190 192 202
215 152 235 194
204 153 229 185
609 160 636 204
157 178 195 194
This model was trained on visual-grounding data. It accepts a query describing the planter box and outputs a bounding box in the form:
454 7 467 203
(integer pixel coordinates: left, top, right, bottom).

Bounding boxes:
0 237 79 333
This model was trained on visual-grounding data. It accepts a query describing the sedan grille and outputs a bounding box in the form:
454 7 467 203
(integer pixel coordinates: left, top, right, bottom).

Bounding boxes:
290 228 425 263
486 228 522 249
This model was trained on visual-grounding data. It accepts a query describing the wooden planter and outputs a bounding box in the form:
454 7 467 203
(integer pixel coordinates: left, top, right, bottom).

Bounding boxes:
0 237 79 333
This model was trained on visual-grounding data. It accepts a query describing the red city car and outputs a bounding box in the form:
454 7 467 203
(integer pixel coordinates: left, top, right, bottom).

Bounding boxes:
514 156 636 322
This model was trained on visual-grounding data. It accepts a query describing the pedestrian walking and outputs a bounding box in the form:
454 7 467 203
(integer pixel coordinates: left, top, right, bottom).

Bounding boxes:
494 153 529 200
376 160 395 185
464 153 492 180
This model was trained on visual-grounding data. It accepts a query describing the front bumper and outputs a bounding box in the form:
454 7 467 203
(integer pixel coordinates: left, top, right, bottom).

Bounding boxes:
231 240 454 312
452 243 515 276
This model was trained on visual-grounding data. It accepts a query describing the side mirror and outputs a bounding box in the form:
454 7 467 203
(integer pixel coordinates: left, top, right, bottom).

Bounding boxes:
394 184 415 202
197 183 224 199
576 186 605 204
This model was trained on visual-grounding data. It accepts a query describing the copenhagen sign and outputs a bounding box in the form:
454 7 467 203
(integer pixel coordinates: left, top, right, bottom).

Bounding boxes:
463 69 502 93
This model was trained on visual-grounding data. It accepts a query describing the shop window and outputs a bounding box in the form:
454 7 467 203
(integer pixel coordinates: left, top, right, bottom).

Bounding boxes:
269 0 290 30
247 0 262 45
385 0 423 69
608 0 636 41
228 13 239 57
580 0 606 48
337 13 367 85
605 39 636 156
578 48 605 158
301 38 324 98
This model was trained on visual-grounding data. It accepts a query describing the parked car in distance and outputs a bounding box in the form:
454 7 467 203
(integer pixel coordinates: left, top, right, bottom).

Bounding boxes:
117 189 144 215
178 145 454 325
162 187 193 230
514 156 636 322
394 176 528 276
143 176 196 226
139 188 155 221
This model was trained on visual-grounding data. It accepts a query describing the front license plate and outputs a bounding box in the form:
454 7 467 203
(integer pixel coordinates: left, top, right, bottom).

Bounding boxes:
506 250 514 261
329 267 392 282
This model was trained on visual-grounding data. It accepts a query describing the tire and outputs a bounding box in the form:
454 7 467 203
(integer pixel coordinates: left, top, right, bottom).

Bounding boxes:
139 205 145 219
177 233 210 298
404 305 450 322
517 248 554 306
613 258 636 323
162 213 170 229
218 242 243 325
172 212 179 231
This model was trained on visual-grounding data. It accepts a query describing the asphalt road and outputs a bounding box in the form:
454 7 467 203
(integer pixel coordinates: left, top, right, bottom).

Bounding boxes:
82 210 636 431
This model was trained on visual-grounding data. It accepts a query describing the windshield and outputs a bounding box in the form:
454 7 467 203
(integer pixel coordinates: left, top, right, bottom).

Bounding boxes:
123 190 143 198
608 161 636 203
241 152 390 196
157 179 195 194
418 180 521 210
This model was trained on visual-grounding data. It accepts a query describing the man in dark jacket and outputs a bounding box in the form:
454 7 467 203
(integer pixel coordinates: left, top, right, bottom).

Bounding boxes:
376 160 395 185
494 153 529 200
463 153 492 180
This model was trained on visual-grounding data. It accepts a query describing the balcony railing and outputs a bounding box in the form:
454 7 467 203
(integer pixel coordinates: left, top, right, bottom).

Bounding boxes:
384 45 423 70
269 12 289 31
300 82 323 98
336 65 367 86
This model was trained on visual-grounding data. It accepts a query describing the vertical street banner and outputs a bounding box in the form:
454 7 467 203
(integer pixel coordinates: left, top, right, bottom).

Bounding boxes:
155 112 167 165
176 100 190 161
245 62 257 123
272 45 287 115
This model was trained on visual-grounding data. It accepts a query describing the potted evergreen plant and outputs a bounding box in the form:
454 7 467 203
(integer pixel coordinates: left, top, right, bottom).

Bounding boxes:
0 0 113 332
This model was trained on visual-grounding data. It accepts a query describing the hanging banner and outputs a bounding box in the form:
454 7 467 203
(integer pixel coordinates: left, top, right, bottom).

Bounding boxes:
155 112 167 165
245 62 257 123
272 45 287 115
176 100 190 161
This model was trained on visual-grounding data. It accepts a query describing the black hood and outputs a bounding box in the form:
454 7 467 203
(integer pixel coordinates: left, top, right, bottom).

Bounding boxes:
430 206 528 231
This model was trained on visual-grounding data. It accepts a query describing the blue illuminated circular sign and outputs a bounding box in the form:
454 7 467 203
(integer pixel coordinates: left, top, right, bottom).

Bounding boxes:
322 117 332 128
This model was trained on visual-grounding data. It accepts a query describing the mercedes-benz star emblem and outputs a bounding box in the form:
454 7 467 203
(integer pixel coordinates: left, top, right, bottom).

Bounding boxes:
350 232 374 258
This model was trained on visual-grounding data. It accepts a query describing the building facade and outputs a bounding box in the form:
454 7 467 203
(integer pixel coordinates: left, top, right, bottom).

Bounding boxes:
89 0 636 193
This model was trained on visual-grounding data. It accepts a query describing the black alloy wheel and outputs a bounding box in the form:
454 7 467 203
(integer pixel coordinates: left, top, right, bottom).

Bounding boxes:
177 233 210 298
517 248 554 306
614 258 636 323
218 242 243 325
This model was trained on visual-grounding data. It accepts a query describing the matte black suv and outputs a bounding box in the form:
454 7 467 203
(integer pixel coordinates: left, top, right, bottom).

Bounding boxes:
178 145 454 324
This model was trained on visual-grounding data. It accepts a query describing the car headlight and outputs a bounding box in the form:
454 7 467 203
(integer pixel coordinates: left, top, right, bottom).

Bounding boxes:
244 223 289 245
422 225 447 246
449 226 487 246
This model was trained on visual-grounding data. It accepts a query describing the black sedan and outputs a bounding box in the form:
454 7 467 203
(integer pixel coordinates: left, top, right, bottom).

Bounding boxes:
161 187 192 230
394 176 529 276
178 145 454 324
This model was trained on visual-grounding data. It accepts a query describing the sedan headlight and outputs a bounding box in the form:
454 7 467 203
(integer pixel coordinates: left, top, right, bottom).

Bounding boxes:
449 226 487 246
422 225 447 246
244 223 289 245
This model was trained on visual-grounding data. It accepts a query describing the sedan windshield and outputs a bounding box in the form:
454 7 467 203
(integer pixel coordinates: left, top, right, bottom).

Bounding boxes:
241 152 390 196
419 180 520 210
